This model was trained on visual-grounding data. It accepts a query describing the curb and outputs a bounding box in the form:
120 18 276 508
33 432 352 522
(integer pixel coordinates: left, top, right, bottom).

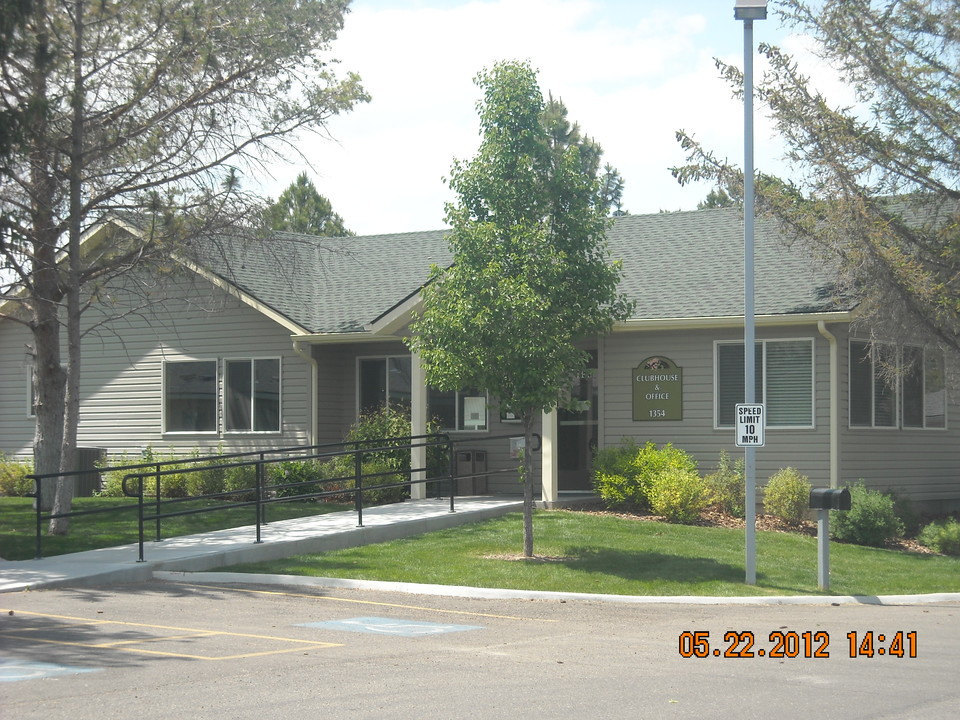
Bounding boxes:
153 571 960 606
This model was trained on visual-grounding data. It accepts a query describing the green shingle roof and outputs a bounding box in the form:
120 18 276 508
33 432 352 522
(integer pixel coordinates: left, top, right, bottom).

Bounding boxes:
196 207 849 335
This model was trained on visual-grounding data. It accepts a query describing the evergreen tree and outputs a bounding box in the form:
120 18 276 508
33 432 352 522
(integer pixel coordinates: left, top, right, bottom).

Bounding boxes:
674 0 960 355
266 173 353 236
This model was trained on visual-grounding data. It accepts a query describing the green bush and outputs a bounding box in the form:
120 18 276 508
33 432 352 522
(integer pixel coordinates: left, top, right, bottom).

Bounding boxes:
648 466 711 523
593 440 698 511
269 460 326 498
918 518 960 556
705 450 745 518
185 459 226 498
831 482 904 547
763 467 812 525
0 454 34 497
223 464 258 501
592 439 645 509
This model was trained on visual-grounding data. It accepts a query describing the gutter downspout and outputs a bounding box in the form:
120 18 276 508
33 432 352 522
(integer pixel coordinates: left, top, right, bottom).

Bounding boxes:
817 321 839 488
292 340 318 446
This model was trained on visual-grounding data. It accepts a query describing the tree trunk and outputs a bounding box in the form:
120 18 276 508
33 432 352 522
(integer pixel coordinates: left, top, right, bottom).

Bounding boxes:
50 3 86 535
522 411 535 557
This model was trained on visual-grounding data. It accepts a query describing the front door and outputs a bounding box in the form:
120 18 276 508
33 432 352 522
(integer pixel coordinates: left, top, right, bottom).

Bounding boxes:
558 351 598 491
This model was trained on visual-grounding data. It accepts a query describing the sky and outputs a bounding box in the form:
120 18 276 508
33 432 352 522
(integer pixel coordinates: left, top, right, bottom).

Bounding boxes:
255 0 840 236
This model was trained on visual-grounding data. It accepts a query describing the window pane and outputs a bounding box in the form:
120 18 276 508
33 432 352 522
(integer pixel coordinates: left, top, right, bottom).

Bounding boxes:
165 361 217 432
901 346 924 428
849 341 872 426
925 350 946 428
388 357 411 409
460 394 487 430
254 359 280 431
765 341 812 426
225 361 252 431
874 344 897 427
359 359 386 415
716 343 761 426
428 388 456 430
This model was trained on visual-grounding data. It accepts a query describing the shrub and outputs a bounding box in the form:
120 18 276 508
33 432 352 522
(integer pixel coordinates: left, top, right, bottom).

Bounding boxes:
0 454 34 497
593 440 698 511
831 482 904 547
269 460 326 498
185 459 226 498
705 450 745 518
648 466 711 523
223 464 258 501
763 467 812 525
918 518 960 556
592 439 645 509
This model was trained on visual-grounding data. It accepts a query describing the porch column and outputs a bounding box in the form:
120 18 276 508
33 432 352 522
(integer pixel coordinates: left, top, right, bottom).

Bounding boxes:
410 351 428 500
541 407 558 504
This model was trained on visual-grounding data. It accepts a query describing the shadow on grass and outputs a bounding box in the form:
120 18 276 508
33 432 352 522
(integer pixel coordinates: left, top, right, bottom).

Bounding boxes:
563 547 743 585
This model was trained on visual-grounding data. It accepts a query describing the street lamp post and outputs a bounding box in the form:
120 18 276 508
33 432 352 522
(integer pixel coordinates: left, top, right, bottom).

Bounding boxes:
735 0 767 586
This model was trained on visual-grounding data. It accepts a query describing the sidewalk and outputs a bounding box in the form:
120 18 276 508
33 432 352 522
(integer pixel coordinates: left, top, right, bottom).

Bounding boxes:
0 496 523 593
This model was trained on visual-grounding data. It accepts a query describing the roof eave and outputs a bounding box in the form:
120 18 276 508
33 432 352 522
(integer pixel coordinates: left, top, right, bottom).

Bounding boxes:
615 310 856 332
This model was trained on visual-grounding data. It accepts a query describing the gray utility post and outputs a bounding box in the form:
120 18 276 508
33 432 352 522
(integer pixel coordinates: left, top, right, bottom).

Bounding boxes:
734 0 767 586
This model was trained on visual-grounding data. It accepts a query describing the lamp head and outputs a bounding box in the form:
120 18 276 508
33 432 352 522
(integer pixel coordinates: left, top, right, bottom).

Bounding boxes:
734 0 768 20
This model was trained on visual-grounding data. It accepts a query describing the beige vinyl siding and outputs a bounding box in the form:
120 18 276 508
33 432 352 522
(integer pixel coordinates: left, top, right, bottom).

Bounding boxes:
0 320 37 459
836 325 960 504
1 272 311 460
311 340 532 494
601 325 832 487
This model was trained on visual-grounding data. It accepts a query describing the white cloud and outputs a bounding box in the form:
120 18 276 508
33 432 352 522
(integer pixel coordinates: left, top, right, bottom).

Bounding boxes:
254 1 828 234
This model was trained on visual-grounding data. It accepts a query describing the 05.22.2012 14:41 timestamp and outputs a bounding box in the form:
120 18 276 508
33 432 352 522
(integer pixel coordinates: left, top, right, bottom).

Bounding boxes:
678 630 918 659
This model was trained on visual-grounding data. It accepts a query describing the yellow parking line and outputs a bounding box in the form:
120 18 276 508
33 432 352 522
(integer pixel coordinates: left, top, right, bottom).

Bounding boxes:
178 583 559 623
0 610 342 661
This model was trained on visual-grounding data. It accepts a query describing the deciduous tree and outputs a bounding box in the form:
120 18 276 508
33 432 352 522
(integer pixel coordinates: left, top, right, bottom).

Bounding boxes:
407 61 632 557
0 0 367 529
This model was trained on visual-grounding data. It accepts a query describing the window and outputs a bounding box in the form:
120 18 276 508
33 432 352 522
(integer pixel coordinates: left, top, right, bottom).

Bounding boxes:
164 360 217 433
850 341 945 429
358 356 411 415
225 358 281 432
429 388 488 431
715 339 814 428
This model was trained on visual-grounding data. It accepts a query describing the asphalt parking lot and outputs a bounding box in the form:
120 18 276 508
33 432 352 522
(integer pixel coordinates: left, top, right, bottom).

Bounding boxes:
2 579 958 719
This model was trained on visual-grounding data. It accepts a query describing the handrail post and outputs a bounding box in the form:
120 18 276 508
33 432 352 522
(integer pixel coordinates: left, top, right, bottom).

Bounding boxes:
137 475 146 563
154 464 162 542
354 448 363 527
448 438 456 513
255 454 264 544
33 475 42 560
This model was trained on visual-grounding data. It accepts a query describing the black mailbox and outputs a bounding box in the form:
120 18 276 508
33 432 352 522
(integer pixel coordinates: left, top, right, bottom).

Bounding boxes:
809 487 851 511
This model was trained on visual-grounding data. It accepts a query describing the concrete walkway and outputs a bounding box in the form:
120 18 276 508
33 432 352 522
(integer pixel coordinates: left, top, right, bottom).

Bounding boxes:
0 496 523 593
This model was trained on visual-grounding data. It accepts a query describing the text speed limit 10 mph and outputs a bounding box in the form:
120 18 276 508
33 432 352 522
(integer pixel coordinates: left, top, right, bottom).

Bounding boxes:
735 403 765 447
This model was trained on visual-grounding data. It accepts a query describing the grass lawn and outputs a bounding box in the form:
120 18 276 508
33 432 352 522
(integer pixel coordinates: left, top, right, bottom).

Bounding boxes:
219 509 960 597
0 496 351 561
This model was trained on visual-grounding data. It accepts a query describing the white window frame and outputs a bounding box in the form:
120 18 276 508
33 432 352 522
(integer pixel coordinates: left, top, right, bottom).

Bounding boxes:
849 340 947 430
714 338 816 430
428 388 489 432
223 357 282 434
26 369 35 419
162 359 219 435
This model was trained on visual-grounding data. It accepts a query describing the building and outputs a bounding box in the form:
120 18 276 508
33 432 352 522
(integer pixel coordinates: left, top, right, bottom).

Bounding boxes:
1 208 957 510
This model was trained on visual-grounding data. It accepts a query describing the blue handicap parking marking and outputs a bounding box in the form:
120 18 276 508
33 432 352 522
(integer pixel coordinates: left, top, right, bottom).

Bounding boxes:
0 657 101 683
300 616 484 637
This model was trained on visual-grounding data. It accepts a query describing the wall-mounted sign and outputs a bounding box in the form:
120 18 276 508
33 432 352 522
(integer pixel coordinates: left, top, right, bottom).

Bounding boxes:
633 356 683 421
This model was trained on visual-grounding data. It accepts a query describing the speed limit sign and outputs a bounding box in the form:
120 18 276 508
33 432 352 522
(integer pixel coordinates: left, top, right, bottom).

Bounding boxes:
735 404 765 447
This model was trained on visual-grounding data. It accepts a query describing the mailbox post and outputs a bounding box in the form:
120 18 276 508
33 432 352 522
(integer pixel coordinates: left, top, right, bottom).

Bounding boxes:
809 487 852 590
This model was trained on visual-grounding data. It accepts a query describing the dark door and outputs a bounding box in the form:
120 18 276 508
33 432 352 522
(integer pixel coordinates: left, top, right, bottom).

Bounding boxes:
558 351 598 491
